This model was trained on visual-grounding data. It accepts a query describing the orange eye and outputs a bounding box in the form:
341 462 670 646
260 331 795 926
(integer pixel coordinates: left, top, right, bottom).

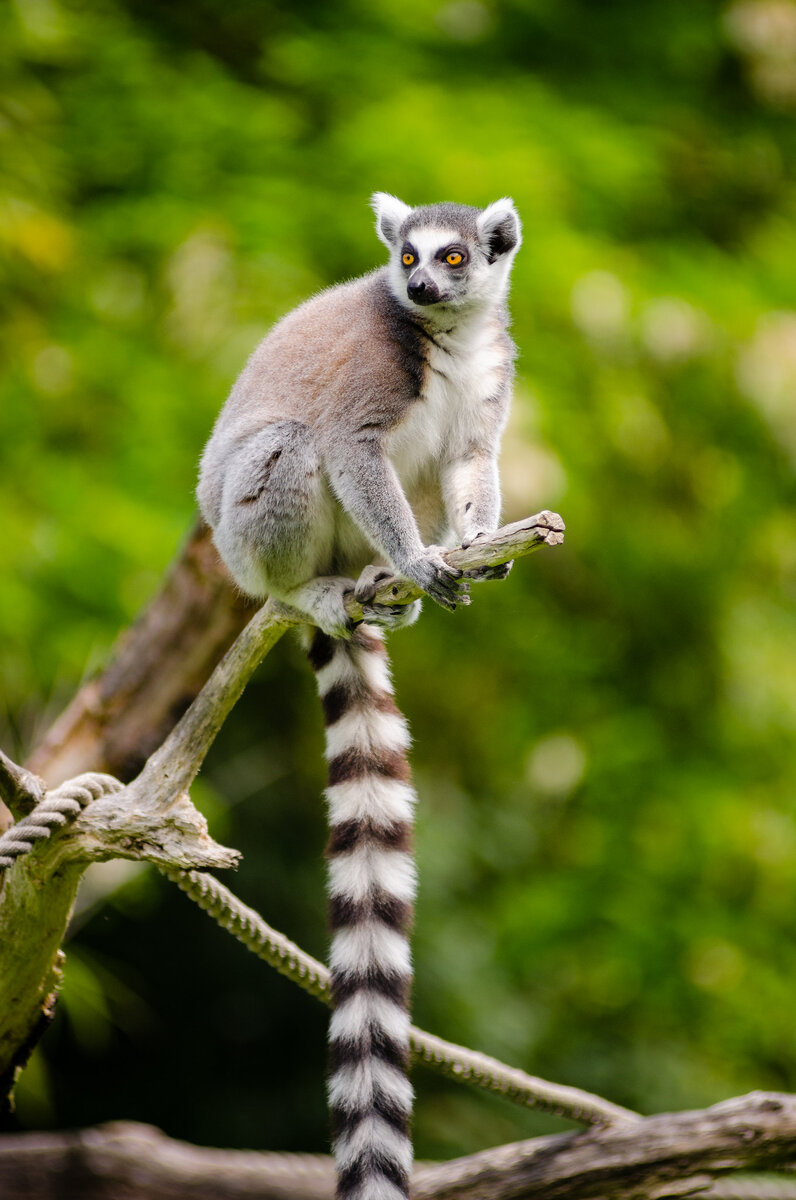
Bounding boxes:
446 251 463 266
402 252 415 266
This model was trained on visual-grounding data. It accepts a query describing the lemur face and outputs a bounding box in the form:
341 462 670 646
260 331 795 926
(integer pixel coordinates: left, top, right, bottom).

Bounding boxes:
372 194 522 317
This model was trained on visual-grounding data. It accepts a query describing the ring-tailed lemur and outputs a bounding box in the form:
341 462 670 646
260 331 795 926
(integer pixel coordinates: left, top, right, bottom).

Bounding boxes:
197 193 521 1200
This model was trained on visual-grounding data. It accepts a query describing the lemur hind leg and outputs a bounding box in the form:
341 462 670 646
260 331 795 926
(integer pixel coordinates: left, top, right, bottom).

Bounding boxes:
215 420 356 637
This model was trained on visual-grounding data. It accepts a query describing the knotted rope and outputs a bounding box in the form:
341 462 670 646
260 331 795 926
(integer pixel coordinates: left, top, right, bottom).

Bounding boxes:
0 774 123 870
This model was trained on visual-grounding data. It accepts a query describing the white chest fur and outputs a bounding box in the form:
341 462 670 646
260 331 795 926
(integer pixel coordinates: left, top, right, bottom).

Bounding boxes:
386 315 507 484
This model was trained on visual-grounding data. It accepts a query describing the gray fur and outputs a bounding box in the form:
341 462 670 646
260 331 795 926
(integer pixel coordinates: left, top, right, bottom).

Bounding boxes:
197 193 521 635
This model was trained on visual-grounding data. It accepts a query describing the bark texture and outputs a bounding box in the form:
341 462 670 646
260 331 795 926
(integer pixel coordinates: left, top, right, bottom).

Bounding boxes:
1 1095 795 1200
0 515 563 1111
25 511 563 786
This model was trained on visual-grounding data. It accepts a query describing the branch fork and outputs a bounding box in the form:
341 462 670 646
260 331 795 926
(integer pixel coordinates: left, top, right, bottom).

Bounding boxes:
0 513 564 1113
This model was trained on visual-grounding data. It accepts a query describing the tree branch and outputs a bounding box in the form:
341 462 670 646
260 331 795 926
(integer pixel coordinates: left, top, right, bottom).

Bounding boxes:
411 1092 796 1199
0 750 46 820
341 510 565 619
165 866 635 1127
0 514 565 1108
25 512 564 787
1 1095 795 1200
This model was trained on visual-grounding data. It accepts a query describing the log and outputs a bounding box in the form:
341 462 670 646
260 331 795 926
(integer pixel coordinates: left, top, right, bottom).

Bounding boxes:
1 1094 795 1200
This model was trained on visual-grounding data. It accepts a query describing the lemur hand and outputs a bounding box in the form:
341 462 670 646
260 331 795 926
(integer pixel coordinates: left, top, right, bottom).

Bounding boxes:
402 547 471 612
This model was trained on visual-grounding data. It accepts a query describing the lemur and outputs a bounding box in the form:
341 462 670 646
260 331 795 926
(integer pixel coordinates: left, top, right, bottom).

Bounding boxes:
197 193 521 1200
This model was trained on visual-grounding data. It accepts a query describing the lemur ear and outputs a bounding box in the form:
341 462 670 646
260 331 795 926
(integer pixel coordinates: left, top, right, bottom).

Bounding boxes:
371 192 412 249
477 198 522 262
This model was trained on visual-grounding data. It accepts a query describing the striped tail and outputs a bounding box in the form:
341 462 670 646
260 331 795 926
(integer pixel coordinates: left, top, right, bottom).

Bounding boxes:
308 625 416 1200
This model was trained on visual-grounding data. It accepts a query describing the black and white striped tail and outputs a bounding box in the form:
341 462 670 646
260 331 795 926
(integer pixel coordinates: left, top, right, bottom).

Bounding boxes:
309 625 415 1200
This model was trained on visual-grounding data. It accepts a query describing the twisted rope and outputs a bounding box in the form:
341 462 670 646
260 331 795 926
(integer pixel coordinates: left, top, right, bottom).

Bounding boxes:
0 774 124 871
163 867 637 1128
160 865 331 1001
0 764 636 1127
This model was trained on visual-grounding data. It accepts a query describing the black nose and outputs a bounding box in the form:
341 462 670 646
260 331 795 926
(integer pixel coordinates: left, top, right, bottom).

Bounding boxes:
407 271 440 305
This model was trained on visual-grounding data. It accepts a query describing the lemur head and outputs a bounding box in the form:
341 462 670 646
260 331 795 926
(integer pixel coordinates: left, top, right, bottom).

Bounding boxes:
371 192 522 319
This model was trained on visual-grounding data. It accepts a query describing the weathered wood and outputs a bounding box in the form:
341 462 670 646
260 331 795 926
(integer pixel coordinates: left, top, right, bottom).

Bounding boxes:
25 512 564 786
1 1095 794 1200
412 1092 796 1199
0 769 238 1104
0 515 564 1107
0 1121 334 1199
341 509 565 619
0 751 46 821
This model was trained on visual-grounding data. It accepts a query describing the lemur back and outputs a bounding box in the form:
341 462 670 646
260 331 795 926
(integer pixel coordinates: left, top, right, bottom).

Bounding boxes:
198 193 521 1200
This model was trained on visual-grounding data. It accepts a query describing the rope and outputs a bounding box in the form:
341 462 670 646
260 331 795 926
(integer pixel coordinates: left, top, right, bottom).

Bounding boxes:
1 775 636 1127
409 1028 636 1126
163 867 637 1128
160 865 331 1001
0 773 123 871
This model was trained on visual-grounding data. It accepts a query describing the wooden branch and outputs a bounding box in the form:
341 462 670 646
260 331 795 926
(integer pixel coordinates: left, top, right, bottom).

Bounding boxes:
0 1121 334 1200
136 510 565 800
342 510 565 619
411 1092 796 1199
0 763 240 1104
0 513 564 1107
26 512 564 786
166 866 635 1127
1 1095 795 1200
0 750 46 820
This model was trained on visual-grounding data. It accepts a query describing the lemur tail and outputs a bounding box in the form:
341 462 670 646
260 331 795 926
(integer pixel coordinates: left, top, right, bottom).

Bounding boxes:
308 625 416 1200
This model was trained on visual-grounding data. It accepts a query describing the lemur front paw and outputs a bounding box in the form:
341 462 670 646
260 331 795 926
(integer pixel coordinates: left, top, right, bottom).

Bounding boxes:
402 548 471 612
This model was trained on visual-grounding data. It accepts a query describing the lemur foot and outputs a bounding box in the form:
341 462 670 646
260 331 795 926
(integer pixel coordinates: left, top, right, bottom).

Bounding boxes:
278 577 358 639
319 581 360 638
361 599 422 631
353 564 421 631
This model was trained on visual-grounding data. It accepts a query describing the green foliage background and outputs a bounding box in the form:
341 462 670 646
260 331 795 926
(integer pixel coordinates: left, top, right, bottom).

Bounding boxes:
2 0 796 1161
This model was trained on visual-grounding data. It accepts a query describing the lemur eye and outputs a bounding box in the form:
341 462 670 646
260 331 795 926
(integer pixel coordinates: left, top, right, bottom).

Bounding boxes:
402 252 415 266
446 251 464 266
